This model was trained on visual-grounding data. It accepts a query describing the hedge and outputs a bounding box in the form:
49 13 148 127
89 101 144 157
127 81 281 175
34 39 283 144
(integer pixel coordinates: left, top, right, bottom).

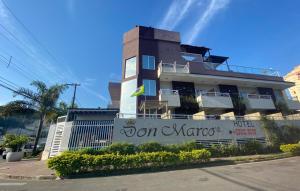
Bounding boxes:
48 149 211 177
280 144 300 156
67 141 202 155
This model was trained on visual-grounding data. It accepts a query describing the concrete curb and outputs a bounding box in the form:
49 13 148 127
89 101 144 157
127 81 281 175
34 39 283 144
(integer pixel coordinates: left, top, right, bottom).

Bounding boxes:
0 173 56 180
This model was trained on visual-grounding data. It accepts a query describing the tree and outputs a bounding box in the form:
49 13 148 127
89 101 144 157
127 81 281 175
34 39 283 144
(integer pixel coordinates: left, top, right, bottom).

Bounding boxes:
14 81 67 153
47 101 77 122
0 100 36 117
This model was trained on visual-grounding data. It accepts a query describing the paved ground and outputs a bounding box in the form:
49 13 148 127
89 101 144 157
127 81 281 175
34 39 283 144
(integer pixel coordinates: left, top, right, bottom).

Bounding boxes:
0 157 299 191
0 159 55 178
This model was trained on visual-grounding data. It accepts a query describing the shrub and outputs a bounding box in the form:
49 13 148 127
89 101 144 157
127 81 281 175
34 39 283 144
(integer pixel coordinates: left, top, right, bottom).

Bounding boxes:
280 144 300 155
48 149 211 177
105 143 136 155
137 142 165 153
243 140 263 155
2 134 29 152
73 148 105 155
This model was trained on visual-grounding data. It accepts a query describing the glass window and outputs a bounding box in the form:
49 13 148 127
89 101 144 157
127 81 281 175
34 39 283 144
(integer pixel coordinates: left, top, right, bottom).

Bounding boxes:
120 79 137 117
125 57 136 78
143 79 156 96
142 55 155 70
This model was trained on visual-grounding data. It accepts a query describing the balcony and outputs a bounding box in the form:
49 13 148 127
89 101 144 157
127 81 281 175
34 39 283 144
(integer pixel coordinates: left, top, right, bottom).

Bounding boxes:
244 94 276 110
203 61 280 77
285 98 300 110
159 89 181 107
196 91 234 109
158 62 189 77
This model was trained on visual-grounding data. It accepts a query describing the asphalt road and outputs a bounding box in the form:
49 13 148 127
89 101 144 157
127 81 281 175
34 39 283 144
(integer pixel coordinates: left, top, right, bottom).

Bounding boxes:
0 157 299 191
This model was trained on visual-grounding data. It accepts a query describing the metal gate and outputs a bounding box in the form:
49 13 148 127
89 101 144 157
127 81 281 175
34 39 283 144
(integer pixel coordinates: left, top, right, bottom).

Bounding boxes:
68 120 114 151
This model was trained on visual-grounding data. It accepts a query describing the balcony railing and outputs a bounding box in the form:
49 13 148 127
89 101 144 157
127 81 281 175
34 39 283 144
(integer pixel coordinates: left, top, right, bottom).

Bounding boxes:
159 89 179 95
158 62 189 74
247 94 272 99
196 90 230 97
204 62 280 77
244 94 275 110
159 89 180 107
196 91 234 109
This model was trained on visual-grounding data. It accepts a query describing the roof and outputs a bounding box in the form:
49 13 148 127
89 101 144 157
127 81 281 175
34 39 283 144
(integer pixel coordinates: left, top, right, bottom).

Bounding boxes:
204 55 229 63
180 44 210 56
67 108 119 115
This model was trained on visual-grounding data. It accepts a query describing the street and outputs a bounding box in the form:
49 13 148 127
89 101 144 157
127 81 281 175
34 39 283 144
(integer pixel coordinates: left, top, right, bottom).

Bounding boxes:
0 157 299 191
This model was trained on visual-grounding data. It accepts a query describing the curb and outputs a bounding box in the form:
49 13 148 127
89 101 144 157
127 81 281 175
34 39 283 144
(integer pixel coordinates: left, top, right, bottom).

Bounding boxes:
0 173 56 180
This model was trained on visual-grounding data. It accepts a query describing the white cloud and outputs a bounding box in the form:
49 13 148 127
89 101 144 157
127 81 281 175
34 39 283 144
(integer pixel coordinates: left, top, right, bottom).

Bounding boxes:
185 0 230 44
158 0 196 30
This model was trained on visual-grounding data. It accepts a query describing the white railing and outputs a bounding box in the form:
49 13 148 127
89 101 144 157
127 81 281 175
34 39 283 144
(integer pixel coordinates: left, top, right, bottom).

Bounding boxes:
116 113 300 121
247 94 272 99
159 89 179 95
204 62 281 77
196 90 230 97
158 62 189 74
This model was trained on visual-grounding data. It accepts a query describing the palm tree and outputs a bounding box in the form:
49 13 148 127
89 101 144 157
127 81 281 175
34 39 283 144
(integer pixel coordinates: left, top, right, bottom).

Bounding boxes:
14 81 67 153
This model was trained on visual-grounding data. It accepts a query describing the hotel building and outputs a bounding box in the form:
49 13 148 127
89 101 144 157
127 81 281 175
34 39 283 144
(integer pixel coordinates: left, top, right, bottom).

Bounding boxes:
118 26 300 118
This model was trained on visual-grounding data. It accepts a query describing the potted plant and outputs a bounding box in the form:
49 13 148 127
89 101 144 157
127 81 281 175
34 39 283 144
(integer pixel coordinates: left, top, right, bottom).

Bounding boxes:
2 134 29 162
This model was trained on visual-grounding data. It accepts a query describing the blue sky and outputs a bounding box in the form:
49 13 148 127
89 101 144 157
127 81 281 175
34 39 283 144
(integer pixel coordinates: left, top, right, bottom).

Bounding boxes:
0 0 300 107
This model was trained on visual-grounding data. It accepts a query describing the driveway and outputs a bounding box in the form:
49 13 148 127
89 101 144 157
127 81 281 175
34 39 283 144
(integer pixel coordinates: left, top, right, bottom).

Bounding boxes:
0 157 299 191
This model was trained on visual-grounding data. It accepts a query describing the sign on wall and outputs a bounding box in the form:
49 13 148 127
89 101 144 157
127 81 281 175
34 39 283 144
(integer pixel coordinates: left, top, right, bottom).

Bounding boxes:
113 118 266 145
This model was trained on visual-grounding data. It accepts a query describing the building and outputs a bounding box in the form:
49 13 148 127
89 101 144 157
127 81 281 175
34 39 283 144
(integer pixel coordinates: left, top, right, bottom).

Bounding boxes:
108 82 121 109
42 108 118 159
284 65 300 103
119 26 300 118
44 26 300 159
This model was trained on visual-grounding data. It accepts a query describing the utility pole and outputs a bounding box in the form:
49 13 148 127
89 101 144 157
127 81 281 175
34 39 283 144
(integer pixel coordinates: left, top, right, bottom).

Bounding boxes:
65 83 80 108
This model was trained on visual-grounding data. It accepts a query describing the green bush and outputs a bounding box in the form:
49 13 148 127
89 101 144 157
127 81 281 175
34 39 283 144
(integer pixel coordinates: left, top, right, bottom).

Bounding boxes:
104 143 136 155
2 134 29 152
243 140 263 155
66 141 201 155
72 148 104 155
280 144 300 155
208 140 264 157
48 149 211 177
137 142 165 153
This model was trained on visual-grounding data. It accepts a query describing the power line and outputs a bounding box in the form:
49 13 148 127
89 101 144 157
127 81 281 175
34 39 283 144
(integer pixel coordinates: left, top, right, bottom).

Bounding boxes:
0 75 20 89
2 0 68 71
0 52 47 82
0 26 61 83
0 56 34 82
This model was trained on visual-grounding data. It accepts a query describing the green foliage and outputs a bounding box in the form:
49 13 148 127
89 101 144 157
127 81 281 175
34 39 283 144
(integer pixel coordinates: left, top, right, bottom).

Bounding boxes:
67 141 201 155
208 140 264 157
137 142 164 153
2 134 29 152
275 101 292 115
243 140 263 155
280 144 300 155
261 116 300 147
105 143 136 155
48 149 211 177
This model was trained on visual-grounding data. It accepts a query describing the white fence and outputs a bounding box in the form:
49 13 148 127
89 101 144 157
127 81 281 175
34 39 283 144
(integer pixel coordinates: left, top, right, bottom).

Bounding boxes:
67 120 114 151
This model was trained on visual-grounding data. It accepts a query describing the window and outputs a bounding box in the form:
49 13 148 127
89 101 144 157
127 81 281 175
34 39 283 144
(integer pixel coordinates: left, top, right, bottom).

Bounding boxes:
143 79 156 96
142 55 155 70
125 57 136 78
120 79 137 117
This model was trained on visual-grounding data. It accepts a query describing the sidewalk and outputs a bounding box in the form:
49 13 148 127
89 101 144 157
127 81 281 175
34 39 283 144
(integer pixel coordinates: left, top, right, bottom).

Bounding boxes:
0 159 56 180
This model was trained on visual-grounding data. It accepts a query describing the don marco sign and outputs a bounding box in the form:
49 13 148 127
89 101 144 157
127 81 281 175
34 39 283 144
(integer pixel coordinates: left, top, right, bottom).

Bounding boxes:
113 118 265 145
